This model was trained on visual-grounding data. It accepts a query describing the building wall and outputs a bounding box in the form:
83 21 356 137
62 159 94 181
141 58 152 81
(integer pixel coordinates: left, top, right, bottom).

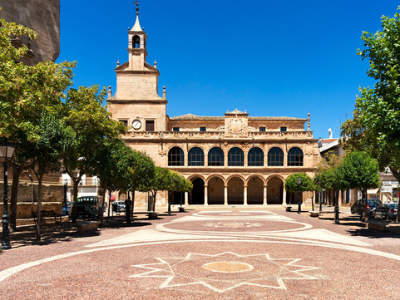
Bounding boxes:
0 0 60 64
107 12 320 207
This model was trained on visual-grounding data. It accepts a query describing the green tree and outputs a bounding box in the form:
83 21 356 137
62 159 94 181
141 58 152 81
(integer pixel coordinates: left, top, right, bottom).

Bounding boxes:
0 15 75 230
62 86 126 222
285 173 314 210
340 7 400 213
30 112 74 240
169 171 193 207
336 151 380 221
138 167 173 212
92 140 155 224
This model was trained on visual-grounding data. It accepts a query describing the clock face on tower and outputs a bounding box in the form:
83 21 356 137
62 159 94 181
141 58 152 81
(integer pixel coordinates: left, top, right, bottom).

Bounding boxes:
132 119 142 130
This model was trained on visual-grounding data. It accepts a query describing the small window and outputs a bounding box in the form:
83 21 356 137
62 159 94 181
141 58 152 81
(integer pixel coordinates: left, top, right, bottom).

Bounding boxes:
280 127 287 132
200 127 206 132
259 127 266 132
173 127 180 132
119 120 128 127
146 120 155 131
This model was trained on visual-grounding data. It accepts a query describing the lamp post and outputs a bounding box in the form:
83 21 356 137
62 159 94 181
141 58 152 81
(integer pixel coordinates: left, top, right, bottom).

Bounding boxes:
1 139 15 250
297 177 302 214
335 188 340 224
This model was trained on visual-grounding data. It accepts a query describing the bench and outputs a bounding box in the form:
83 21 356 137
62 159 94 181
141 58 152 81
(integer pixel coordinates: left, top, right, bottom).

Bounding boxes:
286 206 292 212
32 210 63 226
148 212 158 219
309 211 320 217
75 221 99 233
367 220 387 232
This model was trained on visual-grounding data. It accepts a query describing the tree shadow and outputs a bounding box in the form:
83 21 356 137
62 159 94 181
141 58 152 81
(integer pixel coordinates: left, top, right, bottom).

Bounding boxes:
346 227 400 239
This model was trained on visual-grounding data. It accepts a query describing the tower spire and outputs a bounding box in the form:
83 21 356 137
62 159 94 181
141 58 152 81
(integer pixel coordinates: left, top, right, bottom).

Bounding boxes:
131 1 142 31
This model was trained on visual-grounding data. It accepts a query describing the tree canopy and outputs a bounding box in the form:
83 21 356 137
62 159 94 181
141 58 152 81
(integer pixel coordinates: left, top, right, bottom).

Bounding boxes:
285 173 314 193
341 7 400 183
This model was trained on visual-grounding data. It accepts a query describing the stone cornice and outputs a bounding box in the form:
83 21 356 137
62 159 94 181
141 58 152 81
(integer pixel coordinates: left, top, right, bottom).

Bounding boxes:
122 130 315 142
167 166 317 173
107 99 167 104
170 115 306 122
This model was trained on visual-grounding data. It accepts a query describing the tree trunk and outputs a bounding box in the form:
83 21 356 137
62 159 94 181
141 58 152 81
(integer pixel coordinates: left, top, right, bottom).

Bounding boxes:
152 191 156 212
100 184 106 227
362 189 368 221
312 192 315 211
10 163 24 232
71 180 79 223
35 175 43 241
131 188 135 215
108 189 112 218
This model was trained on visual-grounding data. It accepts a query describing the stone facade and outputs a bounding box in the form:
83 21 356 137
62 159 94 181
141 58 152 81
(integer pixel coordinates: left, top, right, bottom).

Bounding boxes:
0 0 62 218
0 0 60 65
107 9 320 208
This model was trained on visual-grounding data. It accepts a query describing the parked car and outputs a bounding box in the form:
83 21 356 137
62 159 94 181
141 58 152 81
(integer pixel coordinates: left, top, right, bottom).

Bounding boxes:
77 196 102 217
112 201 126 212
62 201 73 216
351 199 382 217
373 203 398 220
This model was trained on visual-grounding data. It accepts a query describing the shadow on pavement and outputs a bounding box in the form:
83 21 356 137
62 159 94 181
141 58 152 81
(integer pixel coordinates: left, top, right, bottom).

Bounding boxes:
1 215 161 250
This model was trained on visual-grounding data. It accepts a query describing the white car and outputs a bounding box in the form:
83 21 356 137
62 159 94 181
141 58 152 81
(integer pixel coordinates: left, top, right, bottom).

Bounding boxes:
112 201 126 212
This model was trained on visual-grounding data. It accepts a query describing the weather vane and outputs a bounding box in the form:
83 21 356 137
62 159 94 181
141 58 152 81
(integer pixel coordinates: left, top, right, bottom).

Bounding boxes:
134 1 139 15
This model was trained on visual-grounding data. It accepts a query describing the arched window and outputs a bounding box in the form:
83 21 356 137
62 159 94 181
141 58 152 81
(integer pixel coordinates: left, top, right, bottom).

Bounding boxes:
188 147 204 166
133 35 140 48
228 147 244 166
288 147 304 166
168 147 184 166
208 147 224 166
268 147 284 166
248 147 264 166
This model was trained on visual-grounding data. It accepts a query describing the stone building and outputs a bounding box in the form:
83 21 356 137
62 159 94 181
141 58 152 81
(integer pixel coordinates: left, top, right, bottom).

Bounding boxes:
0 0 60 65
107 8 320 208
0 0 62 219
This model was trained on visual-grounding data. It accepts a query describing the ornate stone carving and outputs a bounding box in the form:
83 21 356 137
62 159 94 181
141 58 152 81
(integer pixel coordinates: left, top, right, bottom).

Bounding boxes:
227 117 245 136
158 143 166 157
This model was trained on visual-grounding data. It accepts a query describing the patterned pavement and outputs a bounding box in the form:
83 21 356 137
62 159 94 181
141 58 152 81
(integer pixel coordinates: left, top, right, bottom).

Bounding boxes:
1 209 400 299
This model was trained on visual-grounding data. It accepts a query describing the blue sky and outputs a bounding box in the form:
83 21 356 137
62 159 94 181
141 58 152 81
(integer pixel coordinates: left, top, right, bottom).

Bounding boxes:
59 0 399 139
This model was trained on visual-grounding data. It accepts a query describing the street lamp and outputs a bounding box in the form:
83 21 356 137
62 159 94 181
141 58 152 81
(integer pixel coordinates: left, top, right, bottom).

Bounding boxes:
335 188 340 224
0 138 15 250
297 177 302 214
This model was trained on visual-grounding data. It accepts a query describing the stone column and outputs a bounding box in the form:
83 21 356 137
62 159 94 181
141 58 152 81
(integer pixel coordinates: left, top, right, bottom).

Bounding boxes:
284 149 288 166
205 154 208 167
204 185 208 206
184 148 188 167
185 192 189 206
244 153 248 167
244 184 248 205
263 185 267 205
224 155 228 167
224 185 228 206
283 186 287 205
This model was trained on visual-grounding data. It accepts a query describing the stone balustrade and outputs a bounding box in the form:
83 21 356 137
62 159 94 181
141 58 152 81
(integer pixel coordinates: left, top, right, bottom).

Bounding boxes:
123 130 313 141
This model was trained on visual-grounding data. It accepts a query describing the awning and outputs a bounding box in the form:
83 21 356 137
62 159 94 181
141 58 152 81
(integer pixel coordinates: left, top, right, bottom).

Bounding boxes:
367 188 380 194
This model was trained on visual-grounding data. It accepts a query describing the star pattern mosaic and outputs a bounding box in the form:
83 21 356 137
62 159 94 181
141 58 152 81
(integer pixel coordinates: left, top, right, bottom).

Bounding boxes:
130 252 322 293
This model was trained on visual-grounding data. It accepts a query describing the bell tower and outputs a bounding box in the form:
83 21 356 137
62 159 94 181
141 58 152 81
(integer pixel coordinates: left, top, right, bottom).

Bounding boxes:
128 3 147 70
107 2 167 132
